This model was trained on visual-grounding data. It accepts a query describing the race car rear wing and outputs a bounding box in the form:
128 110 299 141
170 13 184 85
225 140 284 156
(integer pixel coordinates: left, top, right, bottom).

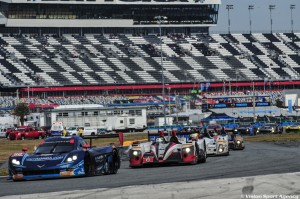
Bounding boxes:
83 132 124 147
147 131 201 142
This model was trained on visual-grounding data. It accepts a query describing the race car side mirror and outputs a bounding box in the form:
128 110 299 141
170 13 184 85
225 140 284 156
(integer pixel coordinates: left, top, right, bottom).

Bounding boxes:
83 144 90 149
22 147 28 152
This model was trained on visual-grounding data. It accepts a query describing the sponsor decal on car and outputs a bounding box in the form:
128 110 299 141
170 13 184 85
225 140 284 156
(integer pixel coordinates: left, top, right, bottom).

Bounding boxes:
26 155 65 161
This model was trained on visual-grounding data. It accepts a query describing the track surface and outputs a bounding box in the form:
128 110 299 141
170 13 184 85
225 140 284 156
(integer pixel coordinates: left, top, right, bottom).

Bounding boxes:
1 142 300 197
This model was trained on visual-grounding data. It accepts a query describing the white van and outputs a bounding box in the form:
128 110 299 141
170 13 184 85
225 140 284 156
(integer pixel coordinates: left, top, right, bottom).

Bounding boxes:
82 127 97 136
73 127 97 136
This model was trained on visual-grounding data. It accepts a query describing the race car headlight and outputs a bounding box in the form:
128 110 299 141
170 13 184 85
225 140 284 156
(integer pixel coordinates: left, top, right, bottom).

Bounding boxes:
18 133 21 136
12 159 20 165
237 141 241 144
66 155 78 162
234 129 237 132
132 151 139 156
72 155 77 161
183 148 191 153
246 129 249 131
218 145 224 152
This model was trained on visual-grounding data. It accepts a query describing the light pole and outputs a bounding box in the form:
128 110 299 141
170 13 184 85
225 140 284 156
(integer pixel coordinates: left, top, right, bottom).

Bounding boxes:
154 15 168 131
248 5 254 34
168 85 171 116
290 5 296 33
226 5 234 34
252 81 256 123
27 85 30 101
269 5 276 33
233 112 236 124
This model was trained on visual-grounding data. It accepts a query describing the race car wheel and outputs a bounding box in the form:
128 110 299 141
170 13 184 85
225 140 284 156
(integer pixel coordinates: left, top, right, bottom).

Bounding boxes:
192 147 199 165
84 154 95 177
199 150 206 163
111 149 120 174
104 159 110 174
38 134 42 139
21 136 25 140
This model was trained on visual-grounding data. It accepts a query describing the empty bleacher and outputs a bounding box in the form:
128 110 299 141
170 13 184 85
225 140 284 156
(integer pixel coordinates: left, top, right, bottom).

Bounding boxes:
0 33 299 87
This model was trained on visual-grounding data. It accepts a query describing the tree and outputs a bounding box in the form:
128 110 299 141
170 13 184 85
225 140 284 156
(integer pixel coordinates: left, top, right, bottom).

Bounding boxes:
14 103 30 126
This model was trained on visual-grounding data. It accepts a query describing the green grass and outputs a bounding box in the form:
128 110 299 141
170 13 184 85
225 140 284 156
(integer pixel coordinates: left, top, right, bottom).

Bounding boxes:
0 168 8 176
245 133 300 142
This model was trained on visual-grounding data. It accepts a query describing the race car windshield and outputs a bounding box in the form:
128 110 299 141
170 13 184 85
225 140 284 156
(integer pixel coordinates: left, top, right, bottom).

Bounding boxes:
35 142 74 154
17 128 25 132
292 122 300 125
207 125 219 129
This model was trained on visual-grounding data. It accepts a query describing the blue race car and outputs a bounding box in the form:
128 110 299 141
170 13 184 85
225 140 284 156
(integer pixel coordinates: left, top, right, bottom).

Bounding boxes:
8 136 120 181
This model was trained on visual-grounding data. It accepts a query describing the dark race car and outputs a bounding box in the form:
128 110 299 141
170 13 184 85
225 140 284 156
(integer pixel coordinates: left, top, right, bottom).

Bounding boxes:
8 135 121 181
237 123 257 135
228 133 245 150
206 124 222 133
257 123 281 134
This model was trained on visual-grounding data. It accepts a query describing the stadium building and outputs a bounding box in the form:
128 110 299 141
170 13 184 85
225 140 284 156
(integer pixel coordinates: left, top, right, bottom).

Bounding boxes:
0 0 299 99
0 0 220 35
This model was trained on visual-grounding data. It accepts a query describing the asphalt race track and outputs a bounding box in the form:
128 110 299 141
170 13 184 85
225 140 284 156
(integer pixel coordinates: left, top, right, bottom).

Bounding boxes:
1 142 300 197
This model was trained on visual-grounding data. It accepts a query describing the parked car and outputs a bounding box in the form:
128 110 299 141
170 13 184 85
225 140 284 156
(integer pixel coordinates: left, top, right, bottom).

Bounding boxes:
74 127 98 136
9 126 45 140
0 127 14 138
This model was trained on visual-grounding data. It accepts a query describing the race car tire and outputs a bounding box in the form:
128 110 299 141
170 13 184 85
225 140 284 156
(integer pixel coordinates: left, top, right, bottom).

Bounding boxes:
104 159 110 174
21 136 25 140
192 147 199 165
84 154 95 177
199 150 206 163
38 134 43 139
225 151 230 156
111 149 120 174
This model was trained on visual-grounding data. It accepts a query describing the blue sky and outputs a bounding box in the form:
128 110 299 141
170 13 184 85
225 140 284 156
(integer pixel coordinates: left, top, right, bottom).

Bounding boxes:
210 0 300 33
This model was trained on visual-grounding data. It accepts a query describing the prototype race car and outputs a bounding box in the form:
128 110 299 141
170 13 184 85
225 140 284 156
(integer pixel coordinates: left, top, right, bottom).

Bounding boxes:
228 133 245 150
8 134 121 181
129 131 206 167
203 131 229 156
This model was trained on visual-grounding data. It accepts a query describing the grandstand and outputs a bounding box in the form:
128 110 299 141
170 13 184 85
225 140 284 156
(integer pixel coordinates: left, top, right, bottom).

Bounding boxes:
0 0 299 99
